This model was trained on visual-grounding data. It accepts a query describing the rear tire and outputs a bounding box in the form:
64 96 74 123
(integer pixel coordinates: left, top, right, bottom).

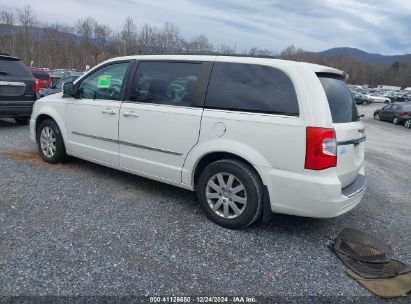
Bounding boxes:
362 100 367 106
197 159 263 229
405 119 411 129
36 119 67 163
14 116 30 125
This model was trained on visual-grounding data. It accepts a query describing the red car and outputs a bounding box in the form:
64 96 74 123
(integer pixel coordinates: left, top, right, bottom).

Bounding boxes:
29 68 53 95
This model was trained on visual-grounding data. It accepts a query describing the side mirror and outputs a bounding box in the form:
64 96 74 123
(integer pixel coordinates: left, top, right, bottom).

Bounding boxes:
63 82 74 97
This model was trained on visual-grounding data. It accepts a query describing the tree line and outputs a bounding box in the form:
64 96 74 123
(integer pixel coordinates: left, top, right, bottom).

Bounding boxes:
1 5 410 88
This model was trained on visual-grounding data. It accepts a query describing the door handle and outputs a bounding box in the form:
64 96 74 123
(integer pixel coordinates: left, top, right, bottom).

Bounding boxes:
122 111 139 117
102 109 116 115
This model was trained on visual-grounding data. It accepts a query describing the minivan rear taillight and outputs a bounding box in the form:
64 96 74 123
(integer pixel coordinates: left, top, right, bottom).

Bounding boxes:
402 111 409 117
305 127 337 170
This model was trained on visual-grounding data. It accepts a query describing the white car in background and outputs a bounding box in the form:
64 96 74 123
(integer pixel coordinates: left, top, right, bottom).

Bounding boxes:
366 93 391 103
30 55 367 228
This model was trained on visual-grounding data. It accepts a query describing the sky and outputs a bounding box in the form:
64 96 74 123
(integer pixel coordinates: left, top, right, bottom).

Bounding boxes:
1 0 411 55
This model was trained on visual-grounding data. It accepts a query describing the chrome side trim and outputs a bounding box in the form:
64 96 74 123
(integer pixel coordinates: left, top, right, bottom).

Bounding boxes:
71 131 183 156
0 81 26 86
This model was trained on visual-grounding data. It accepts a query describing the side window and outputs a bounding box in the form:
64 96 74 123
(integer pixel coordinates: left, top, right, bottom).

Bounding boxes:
129 61 203 106
205 62 299 115
77 62 130 101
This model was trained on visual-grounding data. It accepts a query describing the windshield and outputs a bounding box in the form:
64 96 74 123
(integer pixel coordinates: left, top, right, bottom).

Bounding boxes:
318 75 359 123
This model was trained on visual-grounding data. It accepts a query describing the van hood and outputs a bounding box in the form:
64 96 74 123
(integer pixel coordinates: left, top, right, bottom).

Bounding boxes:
38 92 64 103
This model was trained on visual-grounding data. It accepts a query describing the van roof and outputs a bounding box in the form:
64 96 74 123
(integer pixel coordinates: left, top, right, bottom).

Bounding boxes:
103 54 345 76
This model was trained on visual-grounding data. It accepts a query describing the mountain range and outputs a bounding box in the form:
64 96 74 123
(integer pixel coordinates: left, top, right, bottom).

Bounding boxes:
1 24 410 65
314 47 411 65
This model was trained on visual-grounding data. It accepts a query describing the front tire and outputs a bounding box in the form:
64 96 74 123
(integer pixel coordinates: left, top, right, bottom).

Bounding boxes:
197 159 263 229
362 100 367 106
374 113 380 120
36 119 67 163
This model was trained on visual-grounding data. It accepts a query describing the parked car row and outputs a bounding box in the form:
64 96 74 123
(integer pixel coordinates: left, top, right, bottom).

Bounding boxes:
374 103 411 129
349 87 411 106
385 91 410 103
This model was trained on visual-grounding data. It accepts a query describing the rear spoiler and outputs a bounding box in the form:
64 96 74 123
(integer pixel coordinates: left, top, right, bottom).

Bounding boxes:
316 72 345 80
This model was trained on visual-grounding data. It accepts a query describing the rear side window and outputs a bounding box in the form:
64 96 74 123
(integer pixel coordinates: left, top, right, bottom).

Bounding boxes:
0 59 32 77
129 61 203 106
318 75 359 123
32 71 50 81
205 62 299 115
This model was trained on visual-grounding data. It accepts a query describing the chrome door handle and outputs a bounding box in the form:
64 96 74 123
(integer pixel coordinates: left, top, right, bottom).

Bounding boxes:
102 109 116 115
122 111 139 117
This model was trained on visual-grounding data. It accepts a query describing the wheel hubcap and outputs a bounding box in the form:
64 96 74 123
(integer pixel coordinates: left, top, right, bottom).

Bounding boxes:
40 126 56 158
206 172 247 219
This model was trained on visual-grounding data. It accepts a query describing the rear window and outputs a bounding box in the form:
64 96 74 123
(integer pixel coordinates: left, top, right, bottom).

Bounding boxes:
0 58 32 77
318 75 359 123
32 71 50 81
205 62 299 116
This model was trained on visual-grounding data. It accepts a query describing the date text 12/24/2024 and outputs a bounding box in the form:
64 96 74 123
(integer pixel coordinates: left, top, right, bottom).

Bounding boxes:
149 296 257 303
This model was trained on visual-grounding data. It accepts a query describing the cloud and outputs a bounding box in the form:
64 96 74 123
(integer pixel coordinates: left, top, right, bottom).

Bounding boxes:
1 0 410 55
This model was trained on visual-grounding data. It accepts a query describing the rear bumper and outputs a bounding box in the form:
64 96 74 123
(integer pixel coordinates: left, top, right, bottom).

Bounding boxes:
0 100 35 117
260 165 366 218
0 104 33 117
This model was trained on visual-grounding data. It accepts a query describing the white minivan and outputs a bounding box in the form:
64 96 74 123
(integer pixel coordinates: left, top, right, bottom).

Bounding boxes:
30 55 366 228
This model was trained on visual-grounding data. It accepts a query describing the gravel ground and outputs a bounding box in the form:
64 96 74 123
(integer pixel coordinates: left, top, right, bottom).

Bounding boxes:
0 103 410 301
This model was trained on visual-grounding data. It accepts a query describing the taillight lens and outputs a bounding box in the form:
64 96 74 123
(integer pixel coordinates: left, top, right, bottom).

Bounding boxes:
305 127 337 170
34 79 40 93
402 111 409 117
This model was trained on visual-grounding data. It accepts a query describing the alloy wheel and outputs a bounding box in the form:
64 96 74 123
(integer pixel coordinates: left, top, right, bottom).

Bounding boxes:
205 172 247 219
40 126 57 158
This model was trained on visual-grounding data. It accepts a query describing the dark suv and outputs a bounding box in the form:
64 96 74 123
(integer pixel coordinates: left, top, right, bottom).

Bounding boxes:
0 54 36 125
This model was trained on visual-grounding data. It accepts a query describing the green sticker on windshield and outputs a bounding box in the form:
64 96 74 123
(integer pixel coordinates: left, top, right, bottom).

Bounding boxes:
98 75 111 88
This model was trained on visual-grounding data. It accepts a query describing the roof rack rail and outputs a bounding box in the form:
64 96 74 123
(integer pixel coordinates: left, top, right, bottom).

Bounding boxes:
139 53 279 59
